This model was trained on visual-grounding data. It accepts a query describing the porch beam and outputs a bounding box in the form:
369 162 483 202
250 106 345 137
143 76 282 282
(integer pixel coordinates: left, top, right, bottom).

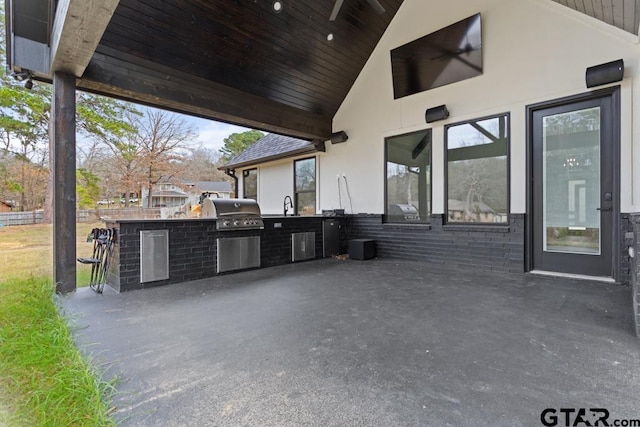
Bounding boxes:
52 71 77 294
79 49 332 141
50 0 120 77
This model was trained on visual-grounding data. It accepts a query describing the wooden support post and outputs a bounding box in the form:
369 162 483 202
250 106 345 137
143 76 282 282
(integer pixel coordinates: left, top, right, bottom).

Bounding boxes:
52 72 77 294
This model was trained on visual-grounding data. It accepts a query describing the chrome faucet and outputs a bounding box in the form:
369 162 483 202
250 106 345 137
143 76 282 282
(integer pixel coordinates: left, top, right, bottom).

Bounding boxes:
283 195 293 216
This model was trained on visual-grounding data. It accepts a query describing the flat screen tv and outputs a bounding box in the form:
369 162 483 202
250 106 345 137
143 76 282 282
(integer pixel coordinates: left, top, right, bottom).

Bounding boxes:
391 13 482 99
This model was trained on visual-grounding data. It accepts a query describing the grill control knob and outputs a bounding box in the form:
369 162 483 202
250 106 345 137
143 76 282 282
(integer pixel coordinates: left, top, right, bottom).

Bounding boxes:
222 220 231 227
233 219 240 226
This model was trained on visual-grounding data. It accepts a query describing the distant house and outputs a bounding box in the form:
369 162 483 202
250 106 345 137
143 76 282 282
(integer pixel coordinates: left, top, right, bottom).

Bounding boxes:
0 201 14 212
447 200 496 223
184 181 233 201
142 177 189 208
221 133 324 215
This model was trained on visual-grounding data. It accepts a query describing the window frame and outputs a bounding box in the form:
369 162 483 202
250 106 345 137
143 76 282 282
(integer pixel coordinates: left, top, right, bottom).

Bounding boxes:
242 168 258 200
293 156 317 216
444 112 511 226
383 128 433 225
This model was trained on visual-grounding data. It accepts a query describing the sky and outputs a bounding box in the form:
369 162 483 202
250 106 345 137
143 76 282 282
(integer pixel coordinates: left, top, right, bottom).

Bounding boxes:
183 115 252 152
74 105 256 160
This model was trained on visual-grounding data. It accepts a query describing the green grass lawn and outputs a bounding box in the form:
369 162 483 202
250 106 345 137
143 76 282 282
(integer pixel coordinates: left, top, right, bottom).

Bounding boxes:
0 222 101 284
0 222 116 426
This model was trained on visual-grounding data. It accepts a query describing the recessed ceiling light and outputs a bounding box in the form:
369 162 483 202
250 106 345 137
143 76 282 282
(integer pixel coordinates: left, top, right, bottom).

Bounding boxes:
327 33 334 42
273 1 283 13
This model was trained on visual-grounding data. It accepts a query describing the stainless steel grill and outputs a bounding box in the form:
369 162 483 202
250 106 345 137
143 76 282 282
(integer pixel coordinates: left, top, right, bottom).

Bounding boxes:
201 198 264 231
389 203 420 221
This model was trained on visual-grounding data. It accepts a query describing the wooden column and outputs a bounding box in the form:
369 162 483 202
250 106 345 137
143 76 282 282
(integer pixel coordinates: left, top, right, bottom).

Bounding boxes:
52 72 77 294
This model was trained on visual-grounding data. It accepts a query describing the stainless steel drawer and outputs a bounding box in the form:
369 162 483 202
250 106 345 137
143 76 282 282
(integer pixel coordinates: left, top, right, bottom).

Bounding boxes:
217 236 261 273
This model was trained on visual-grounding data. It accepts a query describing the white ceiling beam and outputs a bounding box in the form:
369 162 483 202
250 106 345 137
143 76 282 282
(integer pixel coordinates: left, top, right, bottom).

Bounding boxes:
49 0 120 77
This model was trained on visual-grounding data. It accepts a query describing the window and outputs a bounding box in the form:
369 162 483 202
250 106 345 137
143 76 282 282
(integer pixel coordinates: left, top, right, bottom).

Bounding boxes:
445 114 509 224
243 168 257 200
294 157 316 216
385 129 431 223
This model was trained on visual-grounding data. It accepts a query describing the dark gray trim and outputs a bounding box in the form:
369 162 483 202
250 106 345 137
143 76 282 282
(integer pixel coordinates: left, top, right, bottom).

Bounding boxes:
242 168 258 200
444 112 511 227
224 168 238 198
293 156 317 215
525 86 621 280
383 128 433 224
4 0 11 72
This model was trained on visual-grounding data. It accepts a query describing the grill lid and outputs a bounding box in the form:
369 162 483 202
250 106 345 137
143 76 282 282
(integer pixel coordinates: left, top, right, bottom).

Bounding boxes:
201 198 264 231
389 204 418 215
204 198 262 218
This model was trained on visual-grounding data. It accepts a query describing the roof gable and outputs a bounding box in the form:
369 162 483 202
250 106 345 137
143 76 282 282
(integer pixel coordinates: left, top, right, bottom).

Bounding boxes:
223 133 318 169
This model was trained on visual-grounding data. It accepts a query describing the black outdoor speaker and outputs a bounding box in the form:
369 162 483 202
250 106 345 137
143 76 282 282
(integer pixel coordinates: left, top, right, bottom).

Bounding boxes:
425 104 449 123
586 59 624 88
331 131 349 144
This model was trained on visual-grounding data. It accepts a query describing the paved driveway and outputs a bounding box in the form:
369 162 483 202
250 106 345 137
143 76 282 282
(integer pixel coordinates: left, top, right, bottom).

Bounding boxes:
60 259 640 426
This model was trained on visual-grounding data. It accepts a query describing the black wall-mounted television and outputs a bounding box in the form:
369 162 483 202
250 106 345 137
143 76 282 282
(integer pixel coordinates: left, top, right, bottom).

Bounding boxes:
391 13 482 99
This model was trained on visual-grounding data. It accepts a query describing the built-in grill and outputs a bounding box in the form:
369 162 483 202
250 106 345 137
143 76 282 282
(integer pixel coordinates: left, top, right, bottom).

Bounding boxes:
389 203 420 221
201 198 264 231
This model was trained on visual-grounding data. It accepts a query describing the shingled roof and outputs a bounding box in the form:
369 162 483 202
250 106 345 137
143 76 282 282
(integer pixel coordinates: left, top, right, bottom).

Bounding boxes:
186 181 232 193
221 133 320 170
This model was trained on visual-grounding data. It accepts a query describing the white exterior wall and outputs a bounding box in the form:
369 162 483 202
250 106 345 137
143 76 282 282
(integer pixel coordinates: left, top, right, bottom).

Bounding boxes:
239 154 320 216
324 0 640 215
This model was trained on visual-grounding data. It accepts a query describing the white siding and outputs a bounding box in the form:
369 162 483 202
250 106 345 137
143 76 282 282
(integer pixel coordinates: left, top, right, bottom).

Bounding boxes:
255 159 293 215
238 154 322 215
325 0 640 214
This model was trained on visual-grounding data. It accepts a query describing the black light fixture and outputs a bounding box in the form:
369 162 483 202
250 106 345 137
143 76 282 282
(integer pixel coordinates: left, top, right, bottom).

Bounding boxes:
330 131 348 144
425 104 449 123
11 70 32 82
313 139 326 152
585 59 624 88
273 1 283 13
11 70 34 90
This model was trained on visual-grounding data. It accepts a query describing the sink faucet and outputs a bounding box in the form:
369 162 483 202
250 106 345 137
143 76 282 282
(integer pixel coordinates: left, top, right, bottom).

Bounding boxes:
283 195 293 216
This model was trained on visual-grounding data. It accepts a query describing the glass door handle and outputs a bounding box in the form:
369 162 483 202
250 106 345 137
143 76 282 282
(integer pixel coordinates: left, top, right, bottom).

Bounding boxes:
597 207 612 211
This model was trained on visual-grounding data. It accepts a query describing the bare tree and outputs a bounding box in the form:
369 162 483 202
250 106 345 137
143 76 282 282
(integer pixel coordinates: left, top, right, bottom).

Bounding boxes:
133 111 196 207
179 147 230 182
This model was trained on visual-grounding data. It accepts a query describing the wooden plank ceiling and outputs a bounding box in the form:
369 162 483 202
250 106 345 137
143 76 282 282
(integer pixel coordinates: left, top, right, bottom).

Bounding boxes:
76 0 404 140
552 0 640 35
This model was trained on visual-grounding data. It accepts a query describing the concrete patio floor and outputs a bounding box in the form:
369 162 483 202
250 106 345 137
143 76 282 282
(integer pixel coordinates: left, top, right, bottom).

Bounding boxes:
60 259 640 426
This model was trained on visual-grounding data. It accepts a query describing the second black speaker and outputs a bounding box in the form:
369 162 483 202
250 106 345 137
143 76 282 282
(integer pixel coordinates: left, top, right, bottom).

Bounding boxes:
586 59 624 88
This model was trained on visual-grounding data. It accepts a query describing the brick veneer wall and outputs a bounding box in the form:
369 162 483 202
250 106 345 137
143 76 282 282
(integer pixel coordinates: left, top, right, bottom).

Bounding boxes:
620 214 634 286
628 213 640 336
346 214 525 273
106 217 346 292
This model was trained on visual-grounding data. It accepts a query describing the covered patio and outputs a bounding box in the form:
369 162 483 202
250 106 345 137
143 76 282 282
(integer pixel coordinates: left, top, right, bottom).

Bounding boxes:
60 259 639 426
9 0 640 293
8 1 640 421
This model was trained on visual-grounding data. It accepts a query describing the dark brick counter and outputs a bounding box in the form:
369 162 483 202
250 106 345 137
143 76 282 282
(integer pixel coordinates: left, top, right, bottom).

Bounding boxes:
105 216 346 292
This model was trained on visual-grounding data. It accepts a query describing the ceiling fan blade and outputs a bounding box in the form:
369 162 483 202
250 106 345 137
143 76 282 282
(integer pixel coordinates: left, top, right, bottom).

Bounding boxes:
366 0 386 14
329 0 344 21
